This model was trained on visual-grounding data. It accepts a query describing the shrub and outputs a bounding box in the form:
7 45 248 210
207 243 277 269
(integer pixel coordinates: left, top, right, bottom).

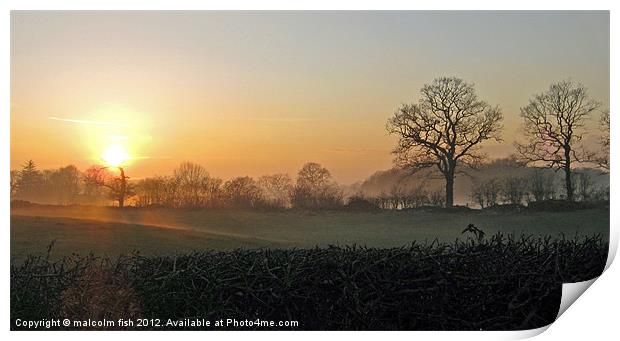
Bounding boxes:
344 195 380 212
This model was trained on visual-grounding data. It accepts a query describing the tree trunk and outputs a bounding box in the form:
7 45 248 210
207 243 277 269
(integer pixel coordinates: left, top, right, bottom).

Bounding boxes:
564 165 573 202
445 174 454 208
118 167 126 208
564 148 573 202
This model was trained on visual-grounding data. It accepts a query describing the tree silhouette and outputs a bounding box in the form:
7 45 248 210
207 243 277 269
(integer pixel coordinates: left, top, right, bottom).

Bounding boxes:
223 176 262 208
516 80 599 202
258 174 294 208
43 165 81 205
598 110 610 171
83 165 133 207
292 162 342 209
135 176 169 207
173 162 211 208
528 169 557 202
16 160 43 201
10 170 20 199
387 77 503 207
470 177 501 208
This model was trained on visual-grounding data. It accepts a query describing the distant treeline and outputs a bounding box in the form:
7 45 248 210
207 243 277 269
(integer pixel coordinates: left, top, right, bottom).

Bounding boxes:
10 157 609 210
11 161 104 206
10 161 343 210
132 162 342 210
351 157 609 209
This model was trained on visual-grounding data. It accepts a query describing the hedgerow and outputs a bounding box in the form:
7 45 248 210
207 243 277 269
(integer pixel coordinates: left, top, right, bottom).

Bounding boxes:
11 233 607 330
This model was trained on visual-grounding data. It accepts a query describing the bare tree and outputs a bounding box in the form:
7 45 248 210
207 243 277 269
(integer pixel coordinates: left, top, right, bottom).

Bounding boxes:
10 170 19 199
598 110 610 171
135 176 169 207
199 176 224 208
483 178 501 207
292 162 343 209
35 167 79 204
516 80 599 202
258 174 294 209
389 186 403 209
575 172 594 202
44 165 81 205
403 184 428 208
162 176 181 207
387 77 503 207
81 172 108 205
135 162 224 208
528 169 557 202
223 176 262 208
501 176 527 205
296 162 331 189
83 165 133 207
428 190 445 208
470 177 501 208
470 180 487 208
591 185 609 202
174 162 210 208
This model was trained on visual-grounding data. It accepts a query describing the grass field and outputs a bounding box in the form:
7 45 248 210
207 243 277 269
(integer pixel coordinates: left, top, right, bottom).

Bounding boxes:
10 205 609 261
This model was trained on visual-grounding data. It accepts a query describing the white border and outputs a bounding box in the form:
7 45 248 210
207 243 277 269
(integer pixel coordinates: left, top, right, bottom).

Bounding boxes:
1 1 617 340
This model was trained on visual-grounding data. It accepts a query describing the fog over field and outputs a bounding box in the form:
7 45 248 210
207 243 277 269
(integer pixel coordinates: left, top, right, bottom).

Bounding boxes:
11 205 609 262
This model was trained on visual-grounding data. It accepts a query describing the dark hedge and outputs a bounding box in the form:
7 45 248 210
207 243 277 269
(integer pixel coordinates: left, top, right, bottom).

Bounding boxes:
11 233 607 330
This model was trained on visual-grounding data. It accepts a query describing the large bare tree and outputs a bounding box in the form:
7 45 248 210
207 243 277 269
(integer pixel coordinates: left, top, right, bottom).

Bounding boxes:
387 77 503 207
516 80 599 202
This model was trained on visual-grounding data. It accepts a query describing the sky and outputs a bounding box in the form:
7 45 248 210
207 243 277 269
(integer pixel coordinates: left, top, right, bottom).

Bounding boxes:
11 11 610 184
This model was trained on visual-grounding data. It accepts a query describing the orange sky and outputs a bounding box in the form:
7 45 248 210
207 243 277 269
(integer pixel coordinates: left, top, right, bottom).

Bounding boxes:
11 11 609 183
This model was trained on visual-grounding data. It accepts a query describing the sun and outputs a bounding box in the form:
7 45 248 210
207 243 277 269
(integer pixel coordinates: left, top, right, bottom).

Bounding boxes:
102 144 130 167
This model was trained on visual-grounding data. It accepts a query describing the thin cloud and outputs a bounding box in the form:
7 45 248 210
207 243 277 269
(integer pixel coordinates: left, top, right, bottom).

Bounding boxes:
49 116 125 127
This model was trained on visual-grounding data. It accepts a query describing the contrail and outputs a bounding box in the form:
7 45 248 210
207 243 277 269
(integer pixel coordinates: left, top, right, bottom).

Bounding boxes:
49 116 125 127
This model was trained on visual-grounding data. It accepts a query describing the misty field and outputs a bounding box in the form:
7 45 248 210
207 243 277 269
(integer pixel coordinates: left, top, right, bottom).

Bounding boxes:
10 205 609 261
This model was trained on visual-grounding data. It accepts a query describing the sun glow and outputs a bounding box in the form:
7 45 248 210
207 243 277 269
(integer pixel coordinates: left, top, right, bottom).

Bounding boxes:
102 144 130 167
